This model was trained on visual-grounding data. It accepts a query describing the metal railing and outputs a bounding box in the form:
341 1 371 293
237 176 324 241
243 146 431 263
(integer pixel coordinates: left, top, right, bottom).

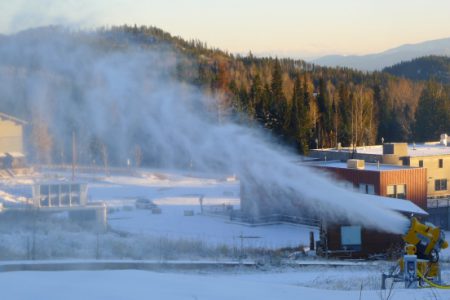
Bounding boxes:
427 198 450 208
241 214 320 227
206 208 319 227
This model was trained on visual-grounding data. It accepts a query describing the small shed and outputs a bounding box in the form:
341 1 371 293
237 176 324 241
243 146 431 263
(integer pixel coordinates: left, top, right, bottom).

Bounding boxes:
0 112 26 154
30 181 107 231
317 195 428 259
0 112 27 169
32 182 88 208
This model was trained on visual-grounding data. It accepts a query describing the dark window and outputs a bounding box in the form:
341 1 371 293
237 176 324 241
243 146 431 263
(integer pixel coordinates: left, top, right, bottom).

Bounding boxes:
439 159 444 168
359 183 375 195
419 160 423 167
402 158 408 166
435 179 447 191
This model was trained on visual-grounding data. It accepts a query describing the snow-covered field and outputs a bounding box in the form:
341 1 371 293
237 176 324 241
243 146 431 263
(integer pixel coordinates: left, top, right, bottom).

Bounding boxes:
1 169 450 300
1 267 450 300
0 169 317 260
85 171 317 249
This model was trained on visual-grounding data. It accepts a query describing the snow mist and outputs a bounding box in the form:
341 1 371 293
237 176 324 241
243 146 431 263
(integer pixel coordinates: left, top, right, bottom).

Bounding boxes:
0 27 409 233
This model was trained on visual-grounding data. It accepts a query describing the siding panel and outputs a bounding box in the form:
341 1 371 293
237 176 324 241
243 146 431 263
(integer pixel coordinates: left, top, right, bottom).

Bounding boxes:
316 166 427 209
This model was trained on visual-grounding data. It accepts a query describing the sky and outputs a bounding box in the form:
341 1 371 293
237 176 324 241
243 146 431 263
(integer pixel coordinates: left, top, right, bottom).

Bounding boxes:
1 0 450 59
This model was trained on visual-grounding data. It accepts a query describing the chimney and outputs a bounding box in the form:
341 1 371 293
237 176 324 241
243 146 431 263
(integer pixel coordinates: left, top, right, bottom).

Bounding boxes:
383 143 408 156
347 159 365 169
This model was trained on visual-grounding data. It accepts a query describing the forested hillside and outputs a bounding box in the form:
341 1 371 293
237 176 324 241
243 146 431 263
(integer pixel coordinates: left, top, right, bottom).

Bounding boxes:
383 56 450 84
0 25 448 166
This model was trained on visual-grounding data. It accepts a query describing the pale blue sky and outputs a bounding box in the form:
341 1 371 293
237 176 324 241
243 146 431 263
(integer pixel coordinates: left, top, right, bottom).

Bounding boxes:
1 0 449 58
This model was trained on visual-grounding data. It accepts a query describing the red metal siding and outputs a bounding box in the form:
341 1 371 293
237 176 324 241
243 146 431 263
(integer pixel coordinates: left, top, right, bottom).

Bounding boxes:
316 166 427 209
380 168 427 209
323 168 381 192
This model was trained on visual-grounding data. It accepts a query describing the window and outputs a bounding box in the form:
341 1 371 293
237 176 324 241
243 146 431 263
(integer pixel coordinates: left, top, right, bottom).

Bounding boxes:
387 185 395 197
435 179 447 191
396 184 406 199
419 160 423 167
359 183 375 195
439 159 444 168
343 182 354 191
402 158 408 166
387 184 407 199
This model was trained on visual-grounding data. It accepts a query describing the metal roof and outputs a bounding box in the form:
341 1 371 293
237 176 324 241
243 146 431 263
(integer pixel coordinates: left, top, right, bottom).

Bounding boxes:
305 160 416 171
0 112 27 125
312 143 450 158
361 193 427 216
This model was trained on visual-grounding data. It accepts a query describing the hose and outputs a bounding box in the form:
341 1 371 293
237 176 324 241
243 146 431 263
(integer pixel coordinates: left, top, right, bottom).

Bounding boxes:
417 270 450 289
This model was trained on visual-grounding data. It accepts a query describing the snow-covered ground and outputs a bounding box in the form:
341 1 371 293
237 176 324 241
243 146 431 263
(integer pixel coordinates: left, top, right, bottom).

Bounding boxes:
85 171 316 249
1 267 449 300
0 169 317 257
1 169 450 299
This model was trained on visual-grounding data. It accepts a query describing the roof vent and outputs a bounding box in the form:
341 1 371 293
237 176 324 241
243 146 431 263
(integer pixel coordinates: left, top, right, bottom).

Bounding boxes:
347 159 365 169
383 143 408 156
440 133 448 146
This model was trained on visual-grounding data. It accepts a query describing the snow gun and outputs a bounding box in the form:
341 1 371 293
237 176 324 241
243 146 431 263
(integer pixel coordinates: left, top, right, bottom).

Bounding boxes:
382 217 450 289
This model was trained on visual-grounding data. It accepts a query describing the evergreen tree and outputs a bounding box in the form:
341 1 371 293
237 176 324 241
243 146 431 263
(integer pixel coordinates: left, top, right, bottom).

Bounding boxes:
415 80 450 141
289 74 309 153
269 59 287 136
316 78 332 147
250 74 264 123
373 83 390 143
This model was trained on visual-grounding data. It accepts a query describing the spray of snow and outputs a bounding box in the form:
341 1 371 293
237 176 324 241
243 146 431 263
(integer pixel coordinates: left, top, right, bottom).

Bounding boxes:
0 27 409 233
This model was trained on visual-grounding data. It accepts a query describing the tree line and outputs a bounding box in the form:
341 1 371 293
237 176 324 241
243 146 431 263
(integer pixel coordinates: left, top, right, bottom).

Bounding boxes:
182 37 449 153
1 25 449 166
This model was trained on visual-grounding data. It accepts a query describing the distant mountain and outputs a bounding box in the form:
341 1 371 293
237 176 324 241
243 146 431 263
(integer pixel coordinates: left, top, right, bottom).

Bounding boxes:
313 37 450 71
383 55 450 84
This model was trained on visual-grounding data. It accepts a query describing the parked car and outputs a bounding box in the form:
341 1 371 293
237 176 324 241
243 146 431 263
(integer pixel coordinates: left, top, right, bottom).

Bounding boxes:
135 198 157 209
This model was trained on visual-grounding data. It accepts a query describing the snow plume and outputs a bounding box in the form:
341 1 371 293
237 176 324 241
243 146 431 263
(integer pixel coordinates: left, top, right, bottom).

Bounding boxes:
0 27 409 233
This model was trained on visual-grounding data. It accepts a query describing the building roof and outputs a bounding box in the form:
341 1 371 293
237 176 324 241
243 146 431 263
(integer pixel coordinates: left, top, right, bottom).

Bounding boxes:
305 160 416 171
312 143 450 158
33 180 87 186
361 194 428 216
6 152 25 158
0 112 27 125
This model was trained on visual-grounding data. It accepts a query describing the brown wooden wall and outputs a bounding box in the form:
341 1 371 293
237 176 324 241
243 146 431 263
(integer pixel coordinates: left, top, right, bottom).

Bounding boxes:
324 224 403 258
317 166 427 209
379 168 427 209
324 168 380 191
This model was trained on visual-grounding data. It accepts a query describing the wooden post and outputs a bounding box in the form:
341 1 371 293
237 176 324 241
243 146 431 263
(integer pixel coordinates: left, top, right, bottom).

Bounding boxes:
309 231 315 251
72 130 76 181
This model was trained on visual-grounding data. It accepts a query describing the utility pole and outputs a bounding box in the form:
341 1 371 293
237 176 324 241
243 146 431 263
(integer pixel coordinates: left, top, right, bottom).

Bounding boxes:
237 234 261 263
72 130 76 181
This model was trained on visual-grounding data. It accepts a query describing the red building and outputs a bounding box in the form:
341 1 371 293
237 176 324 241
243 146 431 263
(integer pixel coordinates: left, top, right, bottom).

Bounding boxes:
307 160 427 209
318 196 428 258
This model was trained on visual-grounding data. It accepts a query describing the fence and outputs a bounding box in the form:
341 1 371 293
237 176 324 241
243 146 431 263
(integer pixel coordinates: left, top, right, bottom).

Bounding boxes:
205 207 319 227
427 198 450 208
